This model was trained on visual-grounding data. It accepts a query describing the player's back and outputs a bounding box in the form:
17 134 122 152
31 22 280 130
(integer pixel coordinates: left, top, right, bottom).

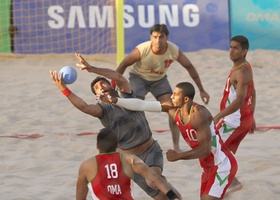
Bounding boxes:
88 152 134 200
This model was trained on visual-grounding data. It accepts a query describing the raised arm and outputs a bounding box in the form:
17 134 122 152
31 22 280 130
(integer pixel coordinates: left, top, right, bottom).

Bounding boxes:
177 51 210 104
50 70 103 118
75 53 131 94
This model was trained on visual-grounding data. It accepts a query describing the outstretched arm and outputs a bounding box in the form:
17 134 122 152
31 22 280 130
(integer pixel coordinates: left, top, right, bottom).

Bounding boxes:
116 98 162 112
177 51 210 104
50 70 103 118
101 96 175 113
75 53 131 94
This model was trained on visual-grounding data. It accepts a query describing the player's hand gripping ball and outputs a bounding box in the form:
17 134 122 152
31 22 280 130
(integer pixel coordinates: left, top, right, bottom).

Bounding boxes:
59 66 77 84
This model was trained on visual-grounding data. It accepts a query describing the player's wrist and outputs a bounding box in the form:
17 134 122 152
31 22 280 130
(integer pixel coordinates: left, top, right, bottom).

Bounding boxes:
112 97 118 104
61 88 72 97
166 189 178 200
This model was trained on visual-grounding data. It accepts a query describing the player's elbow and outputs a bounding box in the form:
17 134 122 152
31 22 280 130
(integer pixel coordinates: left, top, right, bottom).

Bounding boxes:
201 143 212 156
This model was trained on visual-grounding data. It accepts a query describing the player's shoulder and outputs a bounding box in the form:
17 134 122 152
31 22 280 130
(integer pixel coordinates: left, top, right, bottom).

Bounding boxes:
136 41 151 49
136 41 152 56
122 153 142 165
167 41 179 49
236 62 253 78
238 61 252 71
167 41 180 56
193 104 212 119
80 156 96 170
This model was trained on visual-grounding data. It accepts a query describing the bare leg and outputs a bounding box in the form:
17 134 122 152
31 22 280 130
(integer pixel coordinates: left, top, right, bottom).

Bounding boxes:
226 177 243 194
201 194 221 200
168 115 181 152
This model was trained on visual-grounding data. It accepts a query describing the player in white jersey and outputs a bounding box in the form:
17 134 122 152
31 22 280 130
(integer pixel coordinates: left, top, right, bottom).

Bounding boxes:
116 24 210 152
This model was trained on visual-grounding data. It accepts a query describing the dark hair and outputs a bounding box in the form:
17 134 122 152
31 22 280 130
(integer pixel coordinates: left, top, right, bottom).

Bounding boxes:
90 76 111 94
231 35 249 50
175 82 195 100
150 24 169 36
97 127 118 153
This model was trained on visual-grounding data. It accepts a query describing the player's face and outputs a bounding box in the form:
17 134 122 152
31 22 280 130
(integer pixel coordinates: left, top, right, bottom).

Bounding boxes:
171 87 185 107
93 80 111 95
150 32 168 52
229 41 247 61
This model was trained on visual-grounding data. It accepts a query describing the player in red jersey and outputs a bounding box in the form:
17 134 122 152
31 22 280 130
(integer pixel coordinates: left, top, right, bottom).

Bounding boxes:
214 35 256 192
101 82 237 199
76 127 181 200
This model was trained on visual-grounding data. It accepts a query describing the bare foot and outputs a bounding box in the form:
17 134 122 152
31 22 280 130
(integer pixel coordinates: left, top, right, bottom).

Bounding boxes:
227 177 243 194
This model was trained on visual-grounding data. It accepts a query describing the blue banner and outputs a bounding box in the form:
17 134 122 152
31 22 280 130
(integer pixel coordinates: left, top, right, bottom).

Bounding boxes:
13 0 116 54
230 0 280 50
13 0 229 54
124 0 230 53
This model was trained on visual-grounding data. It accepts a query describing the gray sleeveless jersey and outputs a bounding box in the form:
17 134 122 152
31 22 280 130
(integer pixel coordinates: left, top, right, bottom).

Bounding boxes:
98 92 152 150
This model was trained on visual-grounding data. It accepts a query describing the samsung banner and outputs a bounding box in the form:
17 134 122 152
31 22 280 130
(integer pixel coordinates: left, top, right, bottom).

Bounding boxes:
124 0 230 52
13 0 230 54
230 0 280 50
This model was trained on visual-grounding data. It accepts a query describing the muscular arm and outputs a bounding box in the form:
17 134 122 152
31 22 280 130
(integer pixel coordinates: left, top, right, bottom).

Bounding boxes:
76 162 90 200
250 85 256 133
67 93 103 118
126 155 180 198
214 67 252 124
177 51 210 104
167 106 212 161
116 48 140 75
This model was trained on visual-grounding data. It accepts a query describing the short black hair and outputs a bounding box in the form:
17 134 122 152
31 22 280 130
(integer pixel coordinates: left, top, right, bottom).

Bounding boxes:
97 127 118 153
90 76 111 94
231 35 249 50
175 82 195 100
150 24 169 36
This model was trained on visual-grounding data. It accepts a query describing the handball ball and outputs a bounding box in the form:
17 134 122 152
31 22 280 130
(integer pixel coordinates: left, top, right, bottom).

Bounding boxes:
59 66 77 84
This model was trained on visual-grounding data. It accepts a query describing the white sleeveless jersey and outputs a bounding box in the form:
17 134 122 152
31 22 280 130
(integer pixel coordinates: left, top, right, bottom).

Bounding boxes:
130 41 179 81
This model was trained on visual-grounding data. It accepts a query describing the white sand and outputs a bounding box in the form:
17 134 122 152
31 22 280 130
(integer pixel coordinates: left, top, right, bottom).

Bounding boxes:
1 50 280 199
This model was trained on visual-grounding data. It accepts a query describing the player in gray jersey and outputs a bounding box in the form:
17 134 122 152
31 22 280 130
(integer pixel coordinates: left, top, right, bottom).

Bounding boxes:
50 53 181 200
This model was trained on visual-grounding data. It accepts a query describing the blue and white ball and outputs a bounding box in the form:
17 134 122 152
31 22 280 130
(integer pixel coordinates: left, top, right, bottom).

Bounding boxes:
59 66 77 84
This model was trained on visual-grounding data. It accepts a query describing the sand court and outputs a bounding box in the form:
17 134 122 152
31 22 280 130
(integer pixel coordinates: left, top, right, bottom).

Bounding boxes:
1 50 280 199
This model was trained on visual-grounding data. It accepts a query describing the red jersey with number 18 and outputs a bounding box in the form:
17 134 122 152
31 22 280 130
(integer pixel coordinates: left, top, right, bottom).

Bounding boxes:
88 152 133 200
